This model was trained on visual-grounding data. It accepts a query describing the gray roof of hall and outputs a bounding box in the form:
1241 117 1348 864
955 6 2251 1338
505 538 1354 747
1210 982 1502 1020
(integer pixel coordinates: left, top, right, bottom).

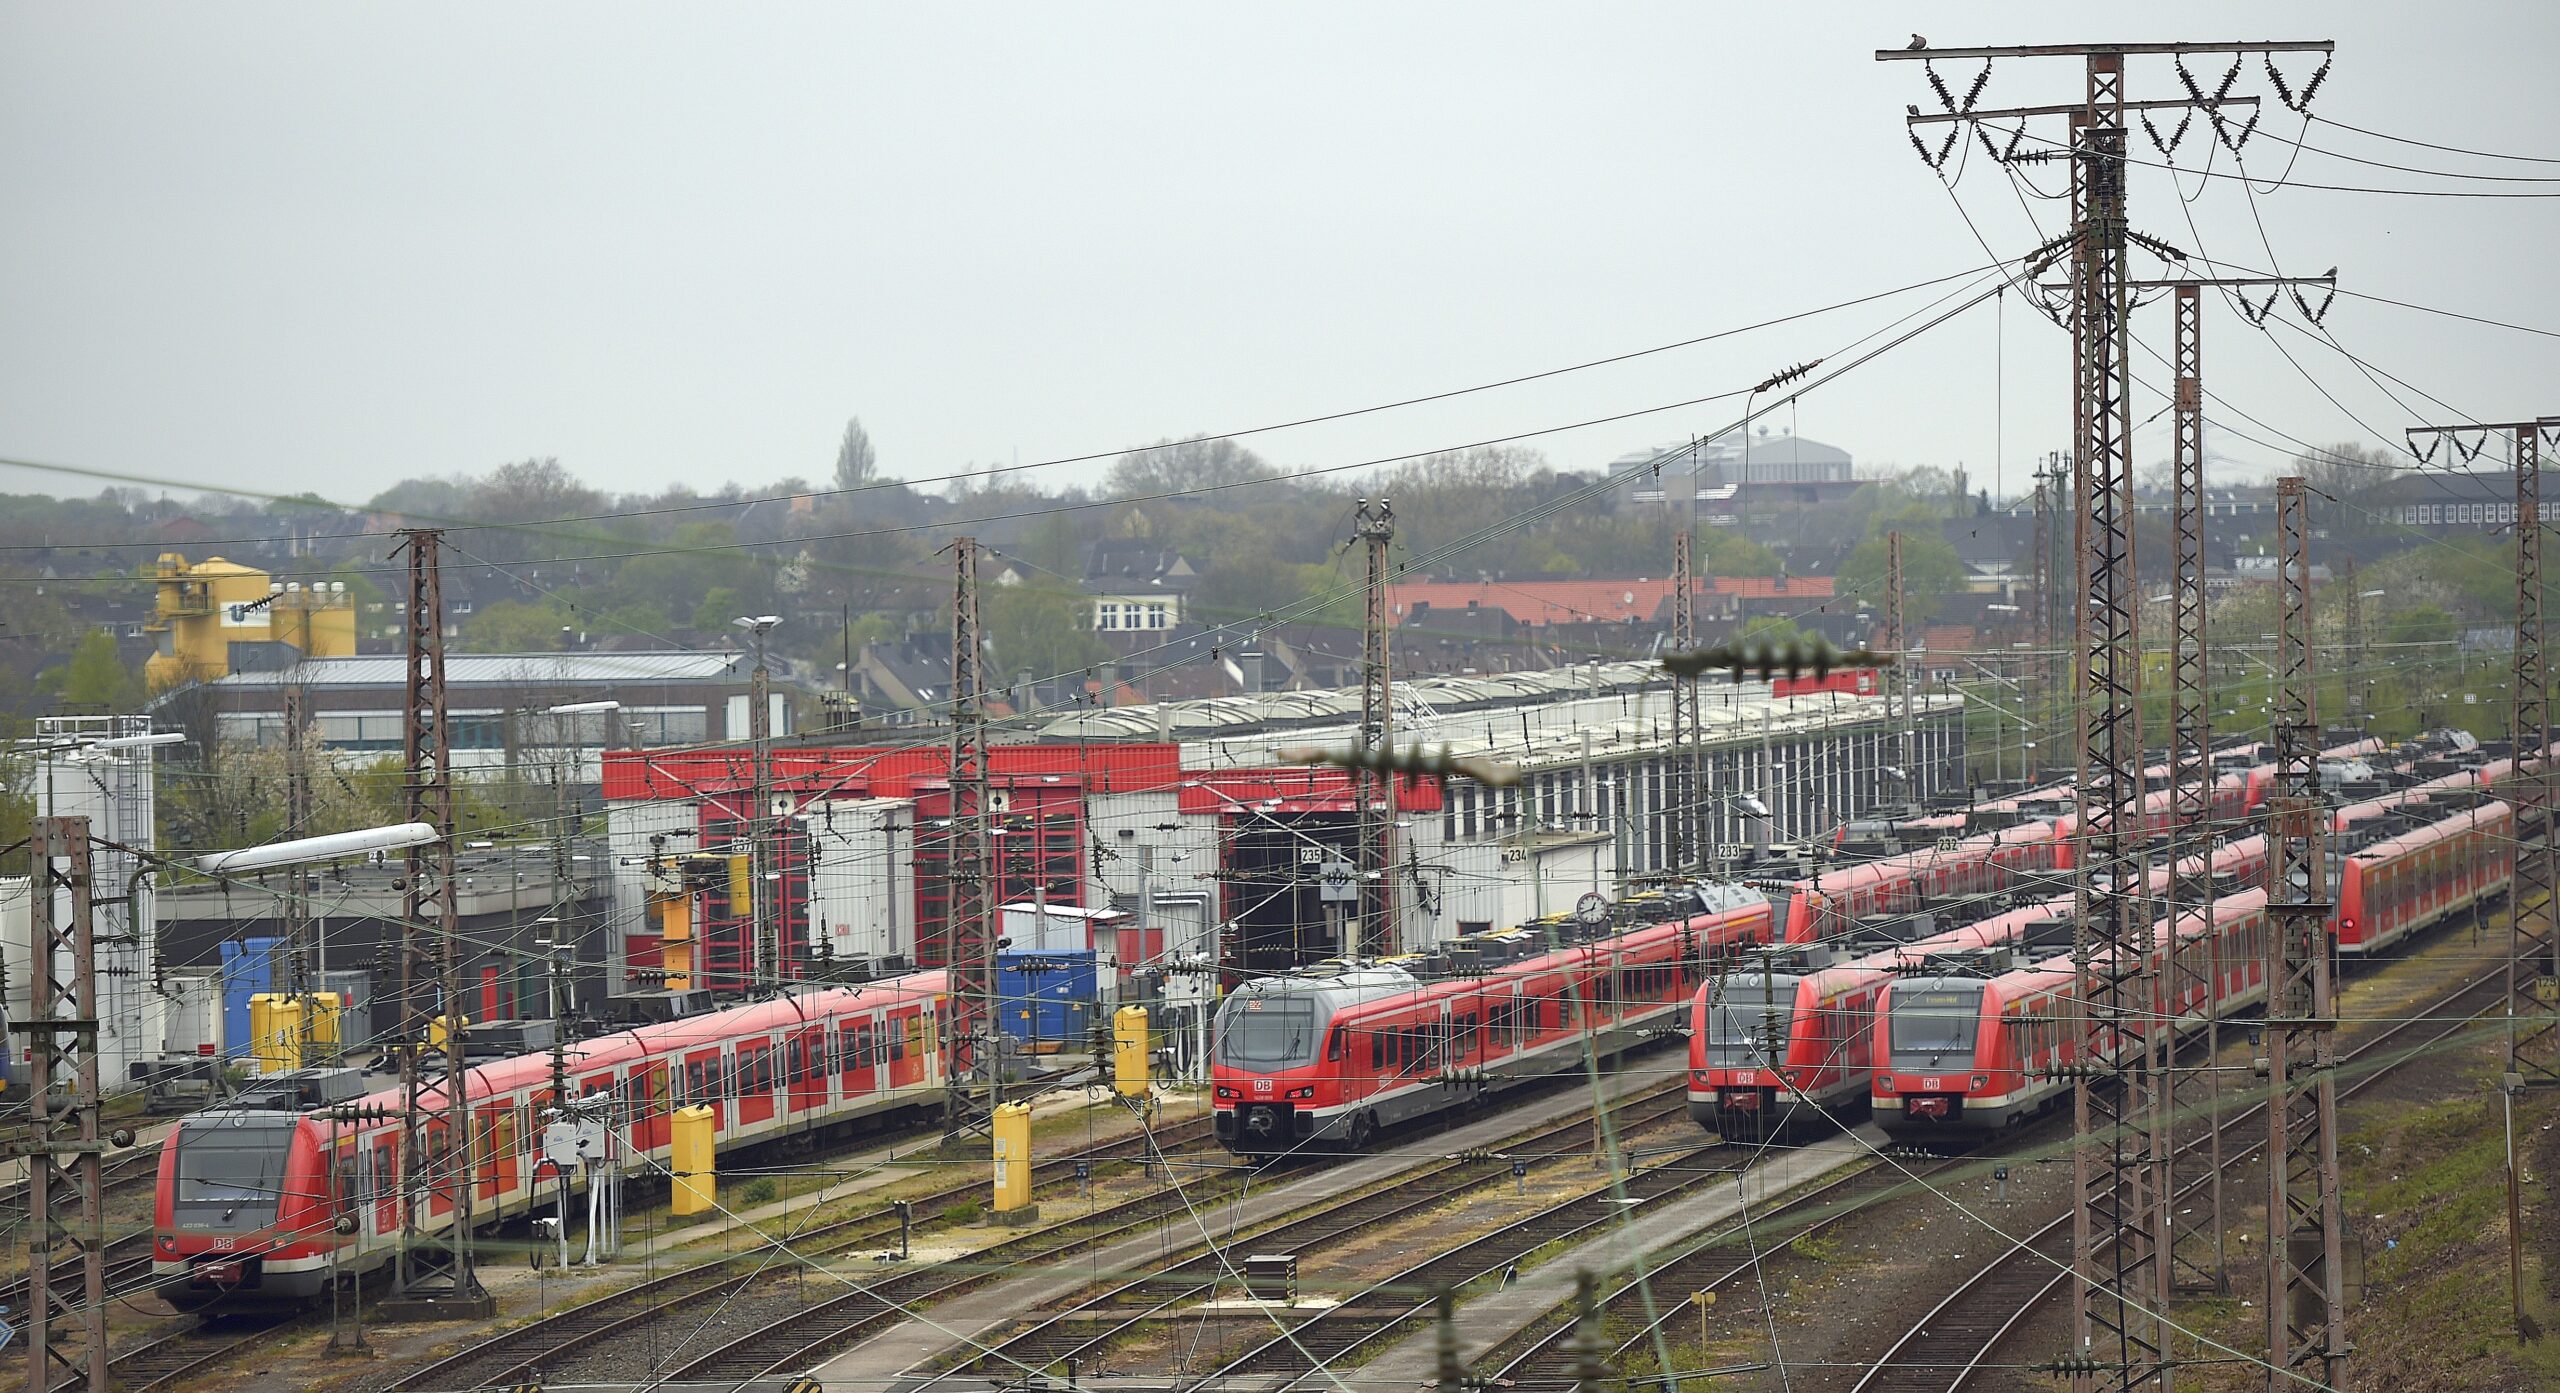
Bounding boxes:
200 651 749 689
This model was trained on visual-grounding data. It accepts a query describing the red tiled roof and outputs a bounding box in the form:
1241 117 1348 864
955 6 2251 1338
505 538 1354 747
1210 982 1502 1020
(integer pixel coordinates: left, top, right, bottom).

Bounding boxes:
1389 574 1835 627
1711 575 1835 600
1389 579 1679 627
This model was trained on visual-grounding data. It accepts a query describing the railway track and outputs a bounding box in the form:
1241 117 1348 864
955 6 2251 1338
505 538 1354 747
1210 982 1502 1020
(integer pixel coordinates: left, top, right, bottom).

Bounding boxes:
911 1090 1695 1386
664 1084 1694 1386
383 1111 1216 1392
1482 1144 1983 1390
1194 1102 1728 1381
1845 946 2517 1392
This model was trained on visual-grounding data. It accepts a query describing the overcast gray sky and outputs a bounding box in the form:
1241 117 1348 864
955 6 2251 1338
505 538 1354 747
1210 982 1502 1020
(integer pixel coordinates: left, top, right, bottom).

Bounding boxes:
2 3 2553 512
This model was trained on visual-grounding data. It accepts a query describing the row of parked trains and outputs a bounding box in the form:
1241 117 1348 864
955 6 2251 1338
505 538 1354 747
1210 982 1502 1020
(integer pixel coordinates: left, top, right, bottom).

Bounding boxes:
155 729 2523 1312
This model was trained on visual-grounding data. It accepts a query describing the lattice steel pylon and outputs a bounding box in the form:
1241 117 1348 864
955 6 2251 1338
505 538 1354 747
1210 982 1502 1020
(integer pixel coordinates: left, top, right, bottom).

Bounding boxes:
2032 454 2058 759
2063 59 2172 1389
1354 498 1397 957
1882 43 2336 1389
24 816 107 1393
1885 529 1909 775
1670 527 1701 870
945 535 997 1128
2163 282 2226 1298
390 528 489 1316
2409 415 2560 1335
2265 476 2346 1388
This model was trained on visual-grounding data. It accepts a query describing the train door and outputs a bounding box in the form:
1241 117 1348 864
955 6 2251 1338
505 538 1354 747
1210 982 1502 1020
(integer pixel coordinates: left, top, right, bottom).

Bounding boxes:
736 1037 777 1129
372 1133 399 1236
424 1118 456 1219
477 1103 518 1202
684 1049 725 1131
790 1027 828 1115
626 1064 669 1153
843 1019 876 1100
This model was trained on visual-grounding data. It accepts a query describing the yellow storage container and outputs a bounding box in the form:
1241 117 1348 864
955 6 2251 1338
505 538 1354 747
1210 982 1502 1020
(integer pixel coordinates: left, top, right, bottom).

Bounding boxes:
304 991 342 1054
671 1105 717 1216
1112 1006 1151 1099
249 994 304 1074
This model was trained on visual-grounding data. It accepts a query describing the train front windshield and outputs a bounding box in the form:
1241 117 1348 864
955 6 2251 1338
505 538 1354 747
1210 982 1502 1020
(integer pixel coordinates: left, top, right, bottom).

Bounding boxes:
1889 986 1983 1067
1702 975 1799 1067
173 1113 299 1230
1218 996 1321 1069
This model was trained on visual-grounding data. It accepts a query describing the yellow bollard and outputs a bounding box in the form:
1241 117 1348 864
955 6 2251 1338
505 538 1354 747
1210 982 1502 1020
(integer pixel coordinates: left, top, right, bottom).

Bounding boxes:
991 1101 1037 1224
671 1105 717 1216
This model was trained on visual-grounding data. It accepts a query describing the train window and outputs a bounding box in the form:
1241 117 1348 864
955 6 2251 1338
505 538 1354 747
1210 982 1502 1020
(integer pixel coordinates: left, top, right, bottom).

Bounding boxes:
1326 1026 1346 1063
177 1114 309 1228
1219 997 1320 1068
1369 1028 1384 1070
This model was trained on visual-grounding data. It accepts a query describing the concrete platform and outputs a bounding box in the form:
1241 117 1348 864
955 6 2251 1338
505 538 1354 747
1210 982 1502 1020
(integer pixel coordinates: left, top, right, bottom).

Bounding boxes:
816 1070 1672 1390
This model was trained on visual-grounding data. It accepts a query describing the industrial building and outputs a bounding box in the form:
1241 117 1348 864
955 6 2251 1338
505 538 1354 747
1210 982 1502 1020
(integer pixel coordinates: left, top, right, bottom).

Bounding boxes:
597 664 1965 1045
152 650 789 785
143 552 358 691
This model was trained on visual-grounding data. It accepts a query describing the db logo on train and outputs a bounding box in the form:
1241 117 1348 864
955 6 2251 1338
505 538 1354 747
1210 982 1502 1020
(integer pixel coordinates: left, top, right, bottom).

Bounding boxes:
1254 1079 1273 1094
1922 1077 1942 1091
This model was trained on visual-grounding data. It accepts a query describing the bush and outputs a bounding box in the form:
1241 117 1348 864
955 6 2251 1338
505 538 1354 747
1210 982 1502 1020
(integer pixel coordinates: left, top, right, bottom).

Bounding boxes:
739 1178 778 1208
942 1200 982 1226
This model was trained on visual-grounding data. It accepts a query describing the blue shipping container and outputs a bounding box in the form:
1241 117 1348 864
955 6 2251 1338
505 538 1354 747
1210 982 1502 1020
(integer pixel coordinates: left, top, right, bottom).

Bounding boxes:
995 950 1098 1052
218 937 284 1058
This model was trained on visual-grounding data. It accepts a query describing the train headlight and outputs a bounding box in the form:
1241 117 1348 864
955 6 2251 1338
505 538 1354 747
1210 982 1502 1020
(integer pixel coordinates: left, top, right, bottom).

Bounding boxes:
1972 1075 1988 1090
1286 1086 1314 1100
1877 1077 1896 1093
1215 1086 1239 1100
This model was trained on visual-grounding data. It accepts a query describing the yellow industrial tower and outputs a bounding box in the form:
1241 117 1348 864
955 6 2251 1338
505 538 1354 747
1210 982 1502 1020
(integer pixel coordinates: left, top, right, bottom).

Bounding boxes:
143 554 357 691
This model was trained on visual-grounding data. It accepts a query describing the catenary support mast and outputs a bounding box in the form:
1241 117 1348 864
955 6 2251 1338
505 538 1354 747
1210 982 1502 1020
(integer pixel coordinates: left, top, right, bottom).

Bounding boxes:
944 536 997 1128
389 527 490 1317
1354 498 1397 957
2264 477 2347 1388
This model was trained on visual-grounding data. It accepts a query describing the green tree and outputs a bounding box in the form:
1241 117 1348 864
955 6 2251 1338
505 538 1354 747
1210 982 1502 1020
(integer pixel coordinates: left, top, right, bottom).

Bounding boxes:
834 417 879 493
1700 527 1781 578
1836 531 1968 622
44 631 136 710
461 599 572 653
983 583 1105 678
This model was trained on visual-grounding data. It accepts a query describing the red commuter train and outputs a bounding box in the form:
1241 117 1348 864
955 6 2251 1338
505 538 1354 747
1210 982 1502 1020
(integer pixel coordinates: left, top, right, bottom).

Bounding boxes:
1871 795 2513 1139
1688 827 2281 1139
1211 883 1772 1153
155 971 948 1312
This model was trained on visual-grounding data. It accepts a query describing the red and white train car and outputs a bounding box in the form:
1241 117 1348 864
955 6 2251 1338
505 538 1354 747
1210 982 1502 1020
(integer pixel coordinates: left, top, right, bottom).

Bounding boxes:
155 972 948 1312
1692 828 2276 1139
1870 792 2514 1139
1871 888 2276 1138
2335 798 2513 955
1212 886 1773 1153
